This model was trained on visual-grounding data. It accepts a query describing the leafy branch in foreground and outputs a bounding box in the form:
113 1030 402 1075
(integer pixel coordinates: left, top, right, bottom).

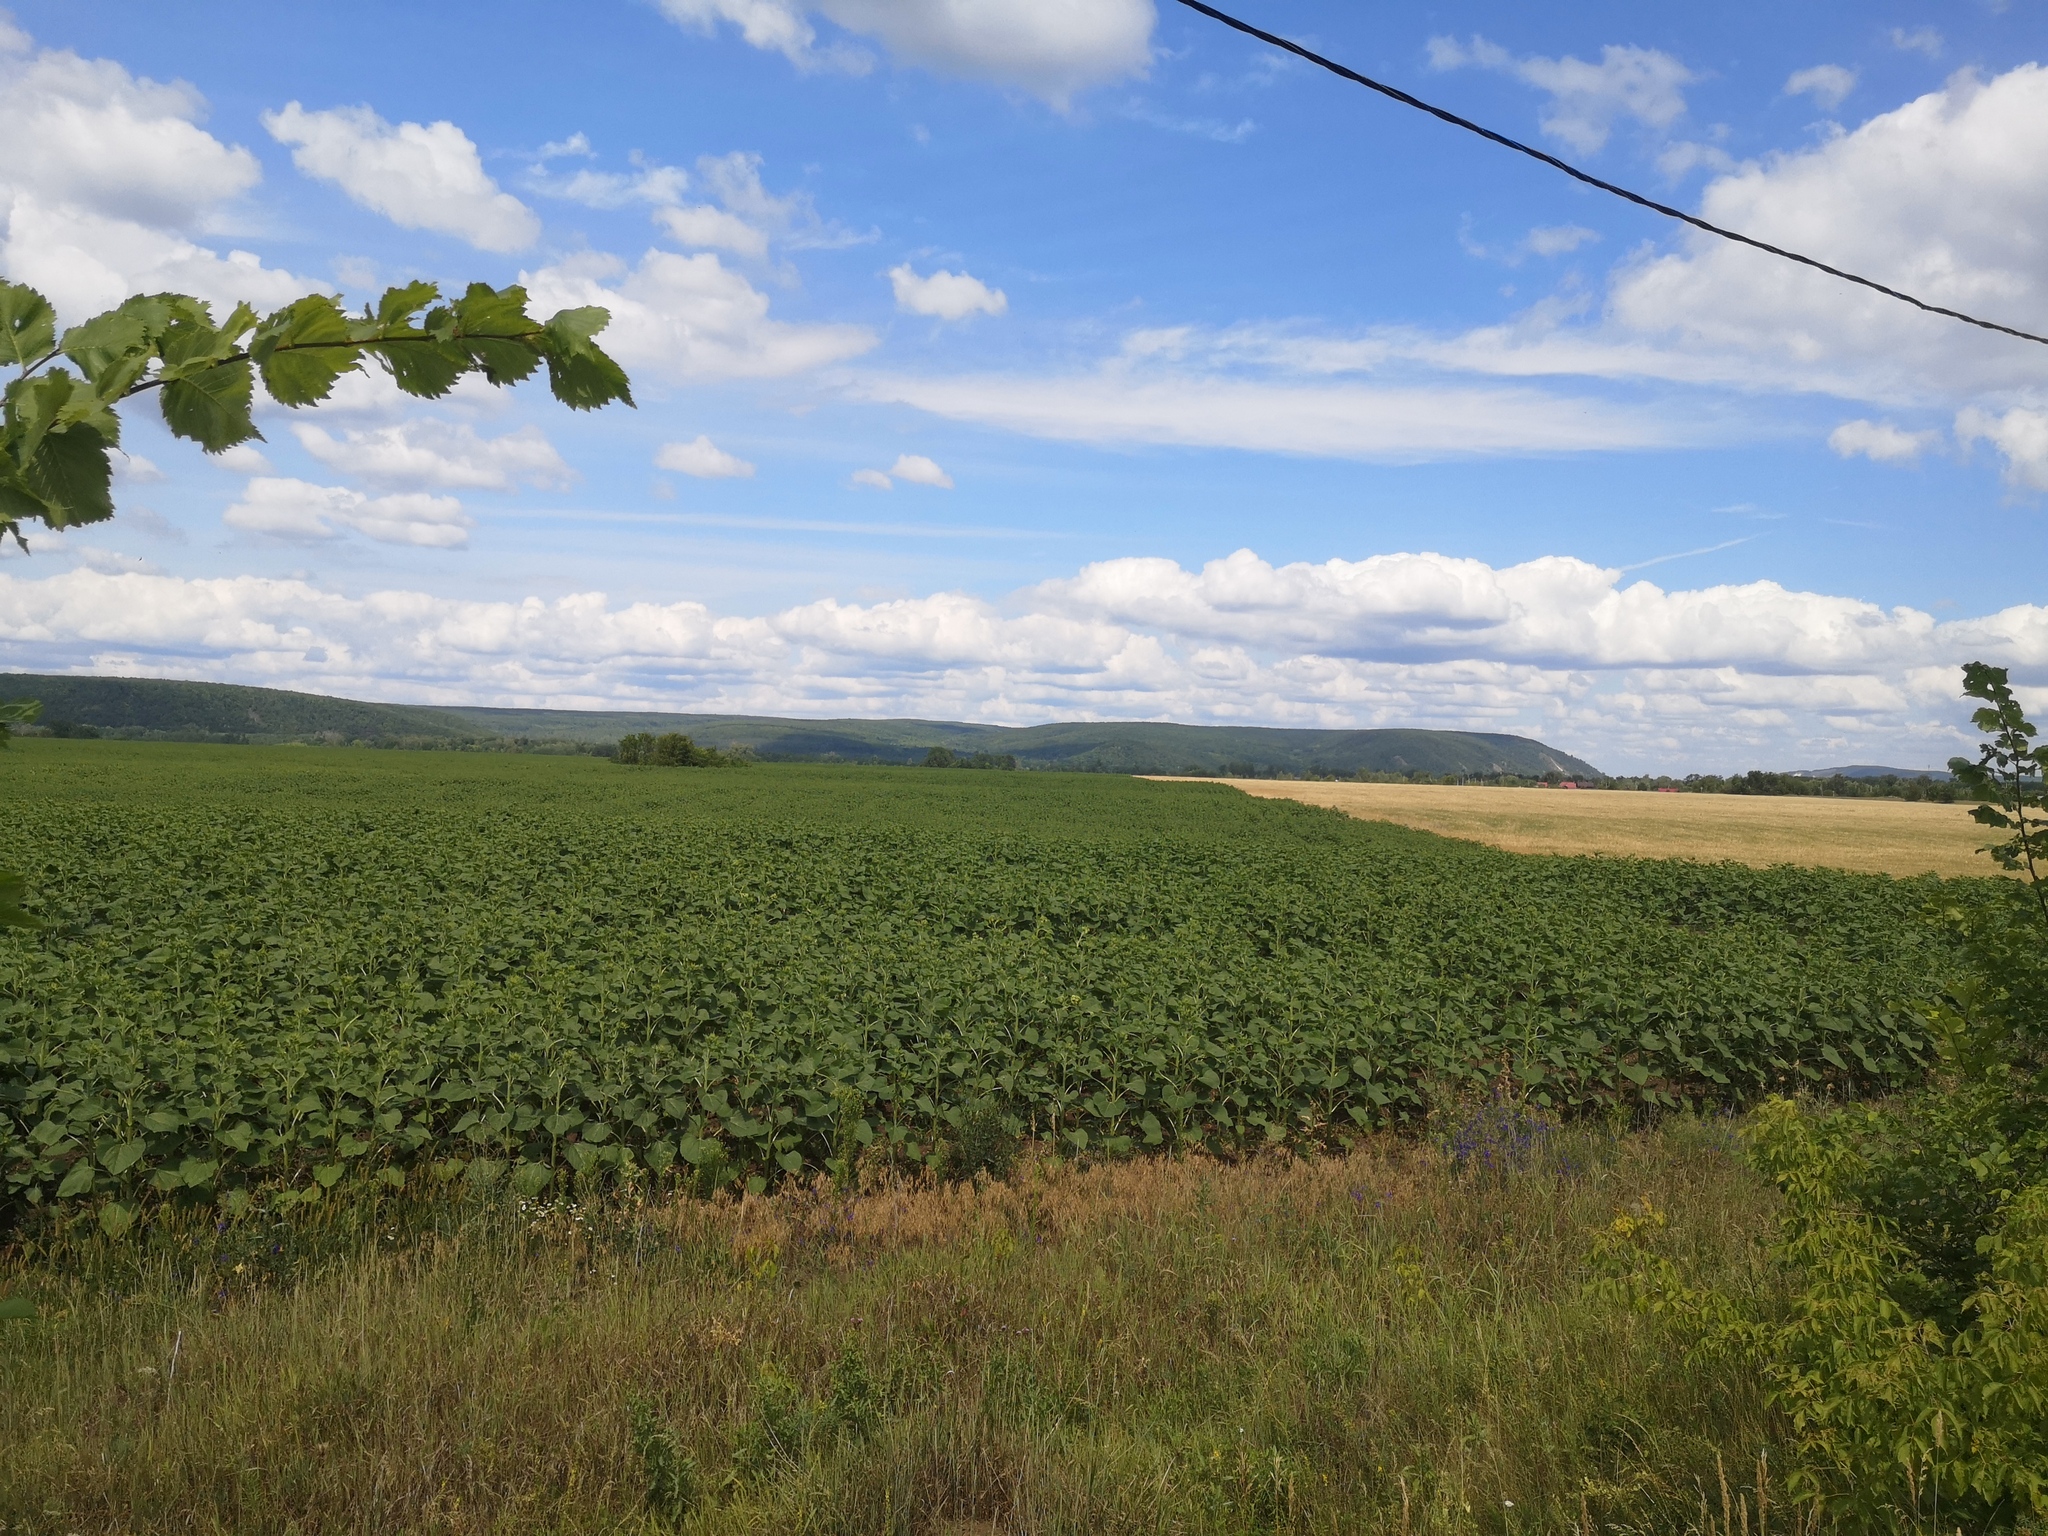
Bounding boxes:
0 276 633 549
1952 661 2048 927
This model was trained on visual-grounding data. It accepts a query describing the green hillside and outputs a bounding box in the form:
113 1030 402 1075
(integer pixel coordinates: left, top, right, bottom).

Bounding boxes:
423 707 1603 776
448 708 1597 782
0 674 469 744
0 673 1601 776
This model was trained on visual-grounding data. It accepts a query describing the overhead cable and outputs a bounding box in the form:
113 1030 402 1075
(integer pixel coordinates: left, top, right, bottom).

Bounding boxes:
1171 0 2048 350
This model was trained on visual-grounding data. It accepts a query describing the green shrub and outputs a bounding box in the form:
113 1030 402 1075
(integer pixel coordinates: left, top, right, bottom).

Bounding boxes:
949 1097 1018 1181
616 730 745 767
629 1397 700 1525
825 1340 880 1443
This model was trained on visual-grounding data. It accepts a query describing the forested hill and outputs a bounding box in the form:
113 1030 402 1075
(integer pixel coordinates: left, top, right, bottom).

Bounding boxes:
0 673 1602 778
452 708 1600 777
0 674 466 743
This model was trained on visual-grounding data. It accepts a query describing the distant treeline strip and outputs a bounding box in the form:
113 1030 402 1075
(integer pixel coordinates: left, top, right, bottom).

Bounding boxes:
1269 767 1968 803
14 721 1967 797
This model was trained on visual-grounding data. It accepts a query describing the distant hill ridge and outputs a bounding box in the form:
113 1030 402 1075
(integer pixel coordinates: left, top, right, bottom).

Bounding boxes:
0 672 1603 779
1791 764 1956 782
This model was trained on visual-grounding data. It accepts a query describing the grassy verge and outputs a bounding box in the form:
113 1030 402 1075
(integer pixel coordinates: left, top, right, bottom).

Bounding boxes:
2 1118 1799 1535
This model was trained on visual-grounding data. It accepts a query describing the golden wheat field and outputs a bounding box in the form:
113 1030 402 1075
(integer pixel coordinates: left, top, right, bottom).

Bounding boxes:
1159 778 1997 879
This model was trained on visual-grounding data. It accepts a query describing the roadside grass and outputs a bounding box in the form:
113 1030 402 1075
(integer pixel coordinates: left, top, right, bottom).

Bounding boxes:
2 1117 1798 1535
1186 778 1990 879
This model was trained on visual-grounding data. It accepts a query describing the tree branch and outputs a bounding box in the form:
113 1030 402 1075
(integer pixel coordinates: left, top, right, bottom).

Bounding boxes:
114 328 553 400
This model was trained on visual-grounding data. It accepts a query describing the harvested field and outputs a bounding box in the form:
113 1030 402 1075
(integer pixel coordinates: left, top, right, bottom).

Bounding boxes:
1161 778 1994 878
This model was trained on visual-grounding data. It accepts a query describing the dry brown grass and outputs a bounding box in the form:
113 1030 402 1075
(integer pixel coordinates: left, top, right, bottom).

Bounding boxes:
2 1126 1792 1535
1160 779 1994 879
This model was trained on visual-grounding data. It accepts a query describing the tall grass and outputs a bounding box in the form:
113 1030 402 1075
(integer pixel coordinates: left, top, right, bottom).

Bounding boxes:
2 1118 1795 1535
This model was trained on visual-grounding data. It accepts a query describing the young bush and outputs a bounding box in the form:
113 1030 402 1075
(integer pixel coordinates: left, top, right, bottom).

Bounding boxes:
949 1097 1019 1181
629 1397 700 1525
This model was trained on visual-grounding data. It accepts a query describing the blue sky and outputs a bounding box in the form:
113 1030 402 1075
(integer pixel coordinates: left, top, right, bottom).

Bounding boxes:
0 0 2043 771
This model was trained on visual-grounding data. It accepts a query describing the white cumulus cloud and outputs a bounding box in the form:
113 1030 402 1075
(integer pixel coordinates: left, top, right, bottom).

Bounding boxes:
215 445 274 475
1785 64 1856 110
1828 419 1939 463
0 548 2036 772
1427 35 1694 153
522 248 875 383
291 420 571 492
890 263 1007 320
1957 406 2048 491
657 0 1155 106
656 204 770 259
223 477 472 548
262 102 540 253
527 150 690 210
851 468 894 490
1892 27 1943 60
888 453 953 488
1258 64 2048 412
656 436 756 479
1599 64 2048 400
663 151 865 254
1525 224 1599 257
0 27 310 322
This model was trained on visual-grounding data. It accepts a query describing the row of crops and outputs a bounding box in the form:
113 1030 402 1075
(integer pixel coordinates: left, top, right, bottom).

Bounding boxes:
0 744 1976 1229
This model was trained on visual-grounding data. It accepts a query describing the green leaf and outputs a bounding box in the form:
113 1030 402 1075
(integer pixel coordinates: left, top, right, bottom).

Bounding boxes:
447 283 543 386
251 295 358 407
447 282 532 336
7 370 78 466
61 301 160 397
160 361 260 452
540 307 634 411
677 1135 721 1167
155 315 223 370
98 1202 135 1239
510 1161 553 1196
372 280 441 326
0 279 57 369
57 1160 95 1198
376 337 470 399
0 1295 37 1322
22 423 114 529
0 479 54 534
0 864 42 930
101 1139 146 1175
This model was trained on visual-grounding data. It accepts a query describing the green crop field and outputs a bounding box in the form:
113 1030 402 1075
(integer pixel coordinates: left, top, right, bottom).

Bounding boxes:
0 740 1970 1235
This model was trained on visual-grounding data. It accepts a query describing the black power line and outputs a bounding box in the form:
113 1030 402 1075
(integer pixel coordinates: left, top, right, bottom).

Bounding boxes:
1172 0 2048 350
